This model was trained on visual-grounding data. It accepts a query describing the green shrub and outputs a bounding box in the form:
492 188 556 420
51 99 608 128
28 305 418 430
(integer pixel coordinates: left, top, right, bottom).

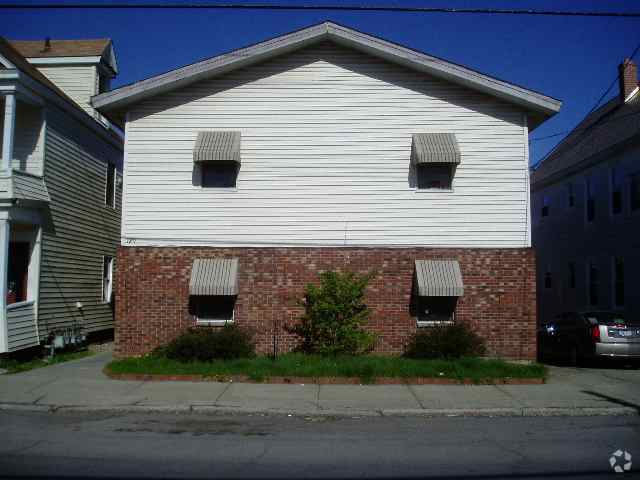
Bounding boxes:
404 323 486 359
162 324 255 362
288 271 377 356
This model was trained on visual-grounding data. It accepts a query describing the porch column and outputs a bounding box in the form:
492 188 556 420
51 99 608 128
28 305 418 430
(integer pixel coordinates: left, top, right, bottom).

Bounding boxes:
1 93 16 172
0 212 9 353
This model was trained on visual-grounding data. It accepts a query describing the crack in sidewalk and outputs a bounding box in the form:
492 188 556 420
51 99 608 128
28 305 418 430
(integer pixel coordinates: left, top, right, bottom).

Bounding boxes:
405 385 426 409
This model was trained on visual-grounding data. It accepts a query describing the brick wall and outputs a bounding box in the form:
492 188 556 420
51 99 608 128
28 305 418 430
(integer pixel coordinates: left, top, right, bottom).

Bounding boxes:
114 247 536 360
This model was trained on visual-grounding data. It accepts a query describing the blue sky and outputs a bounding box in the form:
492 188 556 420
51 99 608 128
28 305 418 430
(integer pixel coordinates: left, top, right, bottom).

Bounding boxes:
1 0 639 165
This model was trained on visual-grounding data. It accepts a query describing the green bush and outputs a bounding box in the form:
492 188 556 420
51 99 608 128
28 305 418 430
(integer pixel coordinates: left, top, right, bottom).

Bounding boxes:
161 324 255 362
288 271 377 356
404 323 486 359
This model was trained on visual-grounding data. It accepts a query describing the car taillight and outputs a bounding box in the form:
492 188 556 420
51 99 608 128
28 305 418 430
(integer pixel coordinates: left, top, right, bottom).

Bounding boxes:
592 325 601 342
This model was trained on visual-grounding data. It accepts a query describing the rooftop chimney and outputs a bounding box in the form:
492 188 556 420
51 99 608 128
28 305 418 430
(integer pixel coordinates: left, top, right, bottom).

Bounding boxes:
619 58 638 101
41 37 51 53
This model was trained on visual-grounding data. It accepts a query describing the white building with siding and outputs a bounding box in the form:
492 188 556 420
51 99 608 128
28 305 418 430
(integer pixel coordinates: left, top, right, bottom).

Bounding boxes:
93 22 561 359
0 37 122 353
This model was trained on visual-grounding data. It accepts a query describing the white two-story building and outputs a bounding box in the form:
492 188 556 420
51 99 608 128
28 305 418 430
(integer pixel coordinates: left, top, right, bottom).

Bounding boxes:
93 22 560 359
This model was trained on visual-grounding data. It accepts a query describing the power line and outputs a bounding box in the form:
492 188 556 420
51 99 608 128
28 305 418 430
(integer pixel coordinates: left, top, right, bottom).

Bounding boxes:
1 2 640 16
529 108 640 144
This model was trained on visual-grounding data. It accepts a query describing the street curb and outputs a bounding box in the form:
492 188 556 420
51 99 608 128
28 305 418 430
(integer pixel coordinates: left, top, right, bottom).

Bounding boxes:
104 369 545 385
0 402 636 418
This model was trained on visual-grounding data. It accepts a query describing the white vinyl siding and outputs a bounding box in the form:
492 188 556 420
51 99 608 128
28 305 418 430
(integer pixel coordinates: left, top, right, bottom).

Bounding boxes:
37 65 97 117
0 100 44 176
123 42 529 248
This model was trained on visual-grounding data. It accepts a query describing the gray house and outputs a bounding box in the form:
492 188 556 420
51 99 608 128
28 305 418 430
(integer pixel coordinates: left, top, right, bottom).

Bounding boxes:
531 58 640 324
0 37 122 353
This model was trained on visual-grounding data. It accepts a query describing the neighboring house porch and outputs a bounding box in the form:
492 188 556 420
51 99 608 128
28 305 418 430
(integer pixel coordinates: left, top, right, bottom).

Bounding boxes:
0 91 49 353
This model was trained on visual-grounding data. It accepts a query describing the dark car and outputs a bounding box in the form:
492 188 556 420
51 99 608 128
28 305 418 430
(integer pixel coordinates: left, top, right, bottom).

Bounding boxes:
538 311 640 365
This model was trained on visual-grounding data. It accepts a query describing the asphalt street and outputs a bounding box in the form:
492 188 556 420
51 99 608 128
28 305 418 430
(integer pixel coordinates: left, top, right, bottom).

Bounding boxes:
0 410 639 479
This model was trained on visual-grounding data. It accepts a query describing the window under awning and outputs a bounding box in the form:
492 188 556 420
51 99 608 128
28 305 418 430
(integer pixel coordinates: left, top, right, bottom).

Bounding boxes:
189 258 239 296
411 133 461 165
415 260 464 297
193 131 241 163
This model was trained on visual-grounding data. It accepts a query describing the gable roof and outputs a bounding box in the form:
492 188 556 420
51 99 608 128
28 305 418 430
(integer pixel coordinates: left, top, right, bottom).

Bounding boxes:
0 37 122 148
10 38 118 75
92 21 561 129
531 92 640 188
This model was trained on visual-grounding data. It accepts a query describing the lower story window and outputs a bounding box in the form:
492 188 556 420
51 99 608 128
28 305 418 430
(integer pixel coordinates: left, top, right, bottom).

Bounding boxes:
414 296 458 326
191 295 236 324
588 261 599 306
102 256 114 303
8 241 30 305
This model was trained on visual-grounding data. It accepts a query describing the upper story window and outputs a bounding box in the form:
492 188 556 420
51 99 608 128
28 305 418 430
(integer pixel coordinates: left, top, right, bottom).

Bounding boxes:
566 183 575 208
611 167 623 215
201 163 239 188
541 195 550 217
411 133 460 191
567 262 576 289
417 164 453 190
585 176 595 223
105 163 116 208
98 75 111 94
631 173 640 212
193 131 241 189
613 257 624 307
587 260 599 306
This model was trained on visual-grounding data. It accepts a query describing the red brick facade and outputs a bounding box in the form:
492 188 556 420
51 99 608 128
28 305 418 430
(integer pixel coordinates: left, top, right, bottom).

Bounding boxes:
114 247 537 360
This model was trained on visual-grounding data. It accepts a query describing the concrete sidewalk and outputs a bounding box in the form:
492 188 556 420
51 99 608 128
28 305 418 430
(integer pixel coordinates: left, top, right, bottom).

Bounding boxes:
1 353 639 417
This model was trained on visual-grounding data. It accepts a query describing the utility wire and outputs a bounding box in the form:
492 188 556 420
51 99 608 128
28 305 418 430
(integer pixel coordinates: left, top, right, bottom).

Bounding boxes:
1 3 640 16
529 108 640 143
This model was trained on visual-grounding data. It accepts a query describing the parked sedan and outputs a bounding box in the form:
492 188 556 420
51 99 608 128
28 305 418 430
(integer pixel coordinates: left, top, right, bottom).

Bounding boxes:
538 311 640 365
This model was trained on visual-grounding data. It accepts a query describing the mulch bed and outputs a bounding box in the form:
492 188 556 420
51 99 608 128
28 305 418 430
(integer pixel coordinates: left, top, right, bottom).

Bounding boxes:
104 369 544 385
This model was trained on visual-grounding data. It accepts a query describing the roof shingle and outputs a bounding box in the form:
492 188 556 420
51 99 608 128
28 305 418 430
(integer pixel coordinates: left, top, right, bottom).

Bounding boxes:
10 38 111 58
531 92 640 187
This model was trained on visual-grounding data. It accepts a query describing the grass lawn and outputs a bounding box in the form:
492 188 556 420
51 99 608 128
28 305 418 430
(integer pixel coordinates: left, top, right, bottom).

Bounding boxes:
0 350 94 374
107 353 546 383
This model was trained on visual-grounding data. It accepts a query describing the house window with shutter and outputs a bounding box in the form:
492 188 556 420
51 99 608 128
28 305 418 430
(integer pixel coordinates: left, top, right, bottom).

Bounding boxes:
193 132 241 189
411 133 460 191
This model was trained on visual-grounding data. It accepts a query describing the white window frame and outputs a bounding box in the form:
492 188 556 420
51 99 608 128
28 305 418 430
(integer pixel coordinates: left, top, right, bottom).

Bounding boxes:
101 255 114 304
